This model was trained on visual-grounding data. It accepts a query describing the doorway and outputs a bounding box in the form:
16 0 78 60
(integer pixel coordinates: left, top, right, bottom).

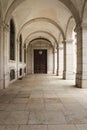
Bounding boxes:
34 49 47 73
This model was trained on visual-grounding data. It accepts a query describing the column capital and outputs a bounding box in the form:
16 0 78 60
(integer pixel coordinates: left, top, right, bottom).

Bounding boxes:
59 43 63 49
62 40 66 44
0 21 10 32
65 39 74 44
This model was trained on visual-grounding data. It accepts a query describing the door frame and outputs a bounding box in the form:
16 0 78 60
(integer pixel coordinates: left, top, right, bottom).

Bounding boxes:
32 49 48 74
33 49 47 74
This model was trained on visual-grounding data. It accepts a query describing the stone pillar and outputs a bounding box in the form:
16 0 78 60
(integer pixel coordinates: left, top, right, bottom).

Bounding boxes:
63 40 75 80
3 24 10 88
16 39 19 79
56 44 59 76
75 24 82 88
23 45 26 76
53 47 56 74
0 23 4 89
76 23 87 88
57 43 64 78
47 46 53 74
81 23 87 88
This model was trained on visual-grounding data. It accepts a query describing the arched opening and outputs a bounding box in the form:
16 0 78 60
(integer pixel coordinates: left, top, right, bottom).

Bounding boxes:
27 38 54 74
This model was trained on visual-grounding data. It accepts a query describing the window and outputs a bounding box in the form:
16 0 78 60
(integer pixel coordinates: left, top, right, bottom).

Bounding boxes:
10 19 15 60
24 49 26 63
24 44 26 63
10 69 15 81
19 35 22 62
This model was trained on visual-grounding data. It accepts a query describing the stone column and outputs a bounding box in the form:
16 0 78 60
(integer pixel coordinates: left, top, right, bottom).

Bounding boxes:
53 47 56 74
75 24 82 88
57 43 64 78
16 39 19 79
23 44 26 76
0 23 4 89
76 23 87 88
48 46 53 74
3 24 10 88
63 40 75 80
56 44 59 76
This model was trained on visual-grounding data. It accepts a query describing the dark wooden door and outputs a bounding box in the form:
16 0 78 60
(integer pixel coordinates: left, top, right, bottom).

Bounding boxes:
34 49 47 73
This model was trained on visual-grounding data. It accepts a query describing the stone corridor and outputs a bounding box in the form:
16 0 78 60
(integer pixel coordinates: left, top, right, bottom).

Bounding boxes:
0 75 87 130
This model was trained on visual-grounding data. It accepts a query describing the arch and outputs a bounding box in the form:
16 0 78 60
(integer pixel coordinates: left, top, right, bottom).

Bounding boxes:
10 19 15 60
24 31 58 47
4 0 80 24
58 32 63 43
65 16 76 38
60 0 80 23
17 17 65 40
29 38 52 45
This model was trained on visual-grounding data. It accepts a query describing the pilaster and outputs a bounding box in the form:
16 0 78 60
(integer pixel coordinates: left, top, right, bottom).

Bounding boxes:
0 22 4 89
56 44 59 76
81 23 87 88
53 47 56 74
75 23 82 88
3 22 10 88
56 43 63 78
63 39 75 80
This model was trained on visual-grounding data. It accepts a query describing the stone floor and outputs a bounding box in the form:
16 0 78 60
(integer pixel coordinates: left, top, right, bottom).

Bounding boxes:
0 74 87 130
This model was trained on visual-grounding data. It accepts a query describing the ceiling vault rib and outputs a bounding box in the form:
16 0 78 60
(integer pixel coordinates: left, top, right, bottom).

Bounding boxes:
24 30 58 47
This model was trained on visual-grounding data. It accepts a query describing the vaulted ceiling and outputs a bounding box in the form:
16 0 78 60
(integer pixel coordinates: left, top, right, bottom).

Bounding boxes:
0 0 86 46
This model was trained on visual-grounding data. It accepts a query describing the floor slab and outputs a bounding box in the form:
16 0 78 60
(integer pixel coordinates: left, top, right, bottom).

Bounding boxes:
0 74 87 129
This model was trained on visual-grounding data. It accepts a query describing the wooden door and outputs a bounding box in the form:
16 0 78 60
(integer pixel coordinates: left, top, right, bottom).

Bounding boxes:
34 49 47 73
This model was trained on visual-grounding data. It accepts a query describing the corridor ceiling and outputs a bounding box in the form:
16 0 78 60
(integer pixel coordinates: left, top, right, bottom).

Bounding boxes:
0 0 86 46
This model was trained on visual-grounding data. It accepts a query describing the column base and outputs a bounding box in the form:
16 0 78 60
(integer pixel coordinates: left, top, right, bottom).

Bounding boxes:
76 72 87 88
0 79 4 89
4 74 9 88
63 71 75 80
56 70 63 78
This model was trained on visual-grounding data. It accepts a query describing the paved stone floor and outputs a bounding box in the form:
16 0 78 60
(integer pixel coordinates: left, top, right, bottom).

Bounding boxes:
0 74 87 130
